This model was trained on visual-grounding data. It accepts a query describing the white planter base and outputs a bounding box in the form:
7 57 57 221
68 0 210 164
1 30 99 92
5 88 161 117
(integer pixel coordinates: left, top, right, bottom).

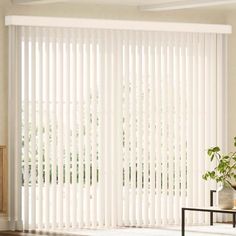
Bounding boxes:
217 185 235 209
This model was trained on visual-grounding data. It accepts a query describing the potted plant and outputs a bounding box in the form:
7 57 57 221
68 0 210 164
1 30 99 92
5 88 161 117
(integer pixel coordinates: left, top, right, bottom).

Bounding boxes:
202 137 236 209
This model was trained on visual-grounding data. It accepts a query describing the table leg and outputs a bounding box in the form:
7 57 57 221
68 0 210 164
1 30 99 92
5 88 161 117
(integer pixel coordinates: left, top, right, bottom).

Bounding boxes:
182 208 185 236
233 213 236 228
210 212 213 225
210 190 214 225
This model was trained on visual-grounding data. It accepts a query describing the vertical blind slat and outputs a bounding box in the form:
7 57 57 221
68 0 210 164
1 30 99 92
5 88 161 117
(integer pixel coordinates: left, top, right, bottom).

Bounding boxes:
98 30 105 228
111 31 118 227
64 29 71 229
130 32 136 226
167 33 174 224
161 33 168 225
136 31 143 226
198 34 206 224
155 32 162 226
51 28 57 229
204 34 211 225
57 28 64 228
78 29 84 228
91 30 97 228
143 32 149 226
149 32 156 227
44 28 50 229
23 26 29 230
116 31 123 227
36 27 43 229
104 31 111 227
16 26 23 229
30 27 37 229
173 33 180 225
180 33 187 213
71 29 77 228
123 31 130 226
84 29 91 227
210 34 217 201
216 34 224 223
186 33 194 225
192 33 199 224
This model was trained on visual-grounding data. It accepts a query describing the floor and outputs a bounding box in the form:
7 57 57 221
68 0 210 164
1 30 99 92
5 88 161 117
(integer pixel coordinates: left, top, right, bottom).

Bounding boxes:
62 225 236 236
2 224 236 236
0 232 74 236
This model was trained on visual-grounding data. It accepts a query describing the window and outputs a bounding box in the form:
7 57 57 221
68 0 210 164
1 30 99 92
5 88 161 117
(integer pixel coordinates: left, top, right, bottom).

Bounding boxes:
7 16 229 230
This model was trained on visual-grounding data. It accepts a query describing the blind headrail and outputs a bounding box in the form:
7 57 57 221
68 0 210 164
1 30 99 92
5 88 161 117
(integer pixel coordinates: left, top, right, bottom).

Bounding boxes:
5 15 232 34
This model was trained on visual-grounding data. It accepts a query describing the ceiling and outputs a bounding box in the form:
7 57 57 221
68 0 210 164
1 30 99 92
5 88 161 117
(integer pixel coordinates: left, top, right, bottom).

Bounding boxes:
13 0 183 5
12 0 236 10
63 0 182 5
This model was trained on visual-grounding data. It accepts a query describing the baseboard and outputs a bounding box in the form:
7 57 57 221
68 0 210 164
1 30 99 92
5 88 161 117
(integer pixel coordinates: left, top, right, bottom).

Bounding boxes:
0 214 23 231
15 220 23 231
0 214 9 230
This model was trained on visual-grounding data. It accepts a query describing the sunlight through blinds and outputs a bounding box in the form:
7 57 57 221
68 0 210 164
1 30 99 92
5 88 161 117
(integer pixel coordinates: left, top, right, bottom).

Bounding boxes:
7 18 229 230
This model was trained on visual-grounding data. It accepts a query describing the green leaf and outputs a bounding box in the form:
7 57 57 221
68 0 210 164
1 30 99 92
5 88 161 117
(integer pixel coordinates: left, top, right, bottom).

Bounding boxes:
210 171 216 178
202 174 207 180
210 155 214 161
208 149 213 156
213 147 220 152
202 172 210 180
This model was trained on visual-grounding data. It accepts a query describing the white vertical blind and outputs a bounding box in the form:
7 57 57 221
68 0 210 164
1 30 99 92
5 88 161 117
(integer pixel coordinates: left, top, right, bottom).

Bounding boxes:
8 20 229 230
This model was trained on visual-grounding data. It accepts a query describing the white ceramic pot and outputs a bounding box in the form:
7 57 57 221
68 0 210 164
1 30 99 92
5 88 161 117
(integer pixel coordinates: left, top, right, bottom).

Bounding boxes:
217 184 235 209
